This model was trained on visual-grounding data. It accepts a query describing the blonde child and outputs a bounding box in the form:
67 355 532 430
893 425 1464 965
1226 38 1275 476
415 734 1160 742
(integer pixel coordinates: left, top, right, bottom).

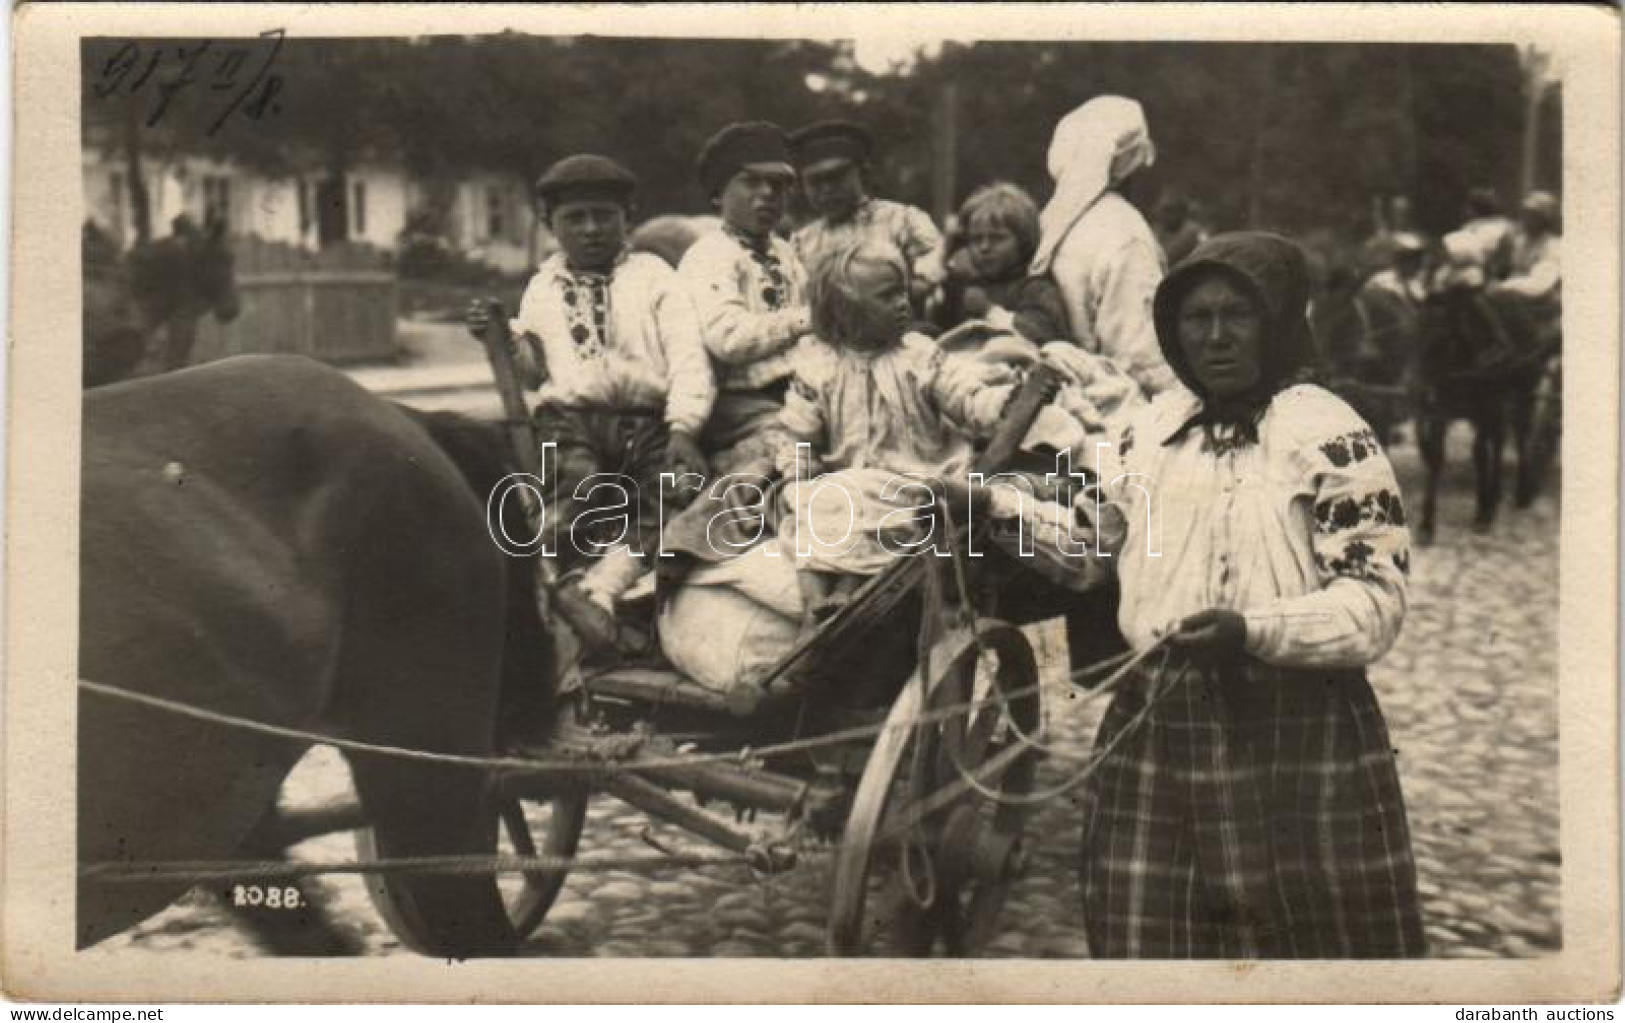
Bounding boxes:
774 239 1056 639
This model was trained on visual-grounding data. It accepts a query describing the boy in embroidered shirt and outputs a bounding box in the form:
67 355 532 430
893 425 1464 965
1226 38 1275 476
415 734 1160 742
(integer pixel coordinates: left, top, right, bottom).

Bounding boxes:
467 154 714 647
788 119 945 311
677 122 812 474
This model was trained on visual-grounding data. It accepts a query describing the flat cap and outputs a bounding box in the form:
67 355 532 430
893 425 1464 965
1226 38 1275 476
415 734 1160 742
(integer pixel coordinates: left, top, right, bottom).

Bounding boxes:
536 154 638 210
696 121 795 196
789 119 874 171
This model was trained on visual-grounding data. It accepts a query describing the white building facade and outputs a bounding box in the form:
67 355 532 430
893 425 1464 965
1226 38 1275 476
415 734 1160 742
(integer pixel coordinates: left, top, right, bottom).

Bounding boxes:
82 144 542 274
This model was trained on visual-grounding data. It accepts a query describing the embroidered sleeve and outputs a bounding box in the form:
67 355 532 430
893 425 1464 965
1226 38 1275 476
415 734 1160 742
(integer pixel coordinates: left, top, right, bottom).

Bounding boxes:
649 268 716 437
1243 416 1411 668
680 241 811 367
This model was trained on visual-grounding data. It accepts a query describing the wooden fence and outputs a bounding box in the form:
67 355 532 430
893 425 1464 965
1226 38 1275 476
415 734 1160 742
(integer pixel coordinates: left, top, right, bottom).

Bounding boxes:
193 238 401 366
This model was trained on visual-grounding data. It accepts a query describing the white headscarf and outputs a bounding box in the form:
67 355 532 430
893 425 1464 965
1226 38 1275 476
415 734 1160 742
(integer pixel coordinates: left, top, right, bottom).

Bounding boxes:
1030 96 1156 275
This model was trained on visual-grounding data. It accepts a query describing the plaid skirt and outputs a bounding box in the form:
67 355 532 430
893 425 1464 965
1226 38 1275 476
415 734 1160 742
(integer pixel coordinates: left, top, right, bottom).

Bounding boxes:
1079 657 1427 959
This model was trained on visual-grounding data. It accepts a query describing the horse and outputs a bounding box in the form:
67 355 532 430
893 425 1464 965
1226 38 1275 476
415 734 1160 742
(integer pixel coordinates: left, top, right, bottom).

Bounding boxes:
82 217 242 388
1411 284 1555 542
1310 268 1422 445
79 355 559 956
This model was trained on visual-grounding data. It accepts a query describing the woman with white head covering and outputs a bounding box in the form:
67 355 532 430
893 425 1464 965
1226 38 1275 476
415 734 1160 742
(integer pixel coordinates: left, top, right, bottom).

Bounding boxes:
1031 96 1178 396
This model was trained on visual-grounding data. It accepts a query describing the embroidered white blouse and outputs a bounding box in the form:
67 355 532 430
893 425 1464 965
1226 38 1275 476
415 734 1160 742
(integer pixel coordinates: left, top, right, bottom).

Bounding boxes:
677 228 811 393
1094 384 1410 668
510 251 715 436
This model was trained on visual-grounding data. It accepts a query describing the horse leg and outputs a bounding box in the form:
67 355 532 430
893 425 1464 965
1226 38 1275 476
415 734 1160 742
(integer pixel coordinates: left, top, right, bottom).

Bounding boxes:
1510 380 1539 508
159 317 200 373
217 800 370 955
1472 410 1505 532
1415 415 1444 546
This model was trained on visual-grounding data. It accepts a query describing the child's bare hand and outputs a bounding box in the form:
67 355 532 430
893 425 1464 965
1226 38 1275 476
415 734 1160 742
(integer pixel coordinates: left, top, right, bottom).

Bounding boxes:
666 430 710 482
1028 361 1066 404
465 298 505 342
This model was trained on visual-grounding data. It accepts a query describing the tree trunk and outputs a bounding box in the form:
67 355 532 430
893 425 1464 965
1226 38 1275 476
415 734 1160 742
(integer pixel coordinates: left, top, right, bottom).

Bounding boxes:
932 80 959 226
1519 48 1549 198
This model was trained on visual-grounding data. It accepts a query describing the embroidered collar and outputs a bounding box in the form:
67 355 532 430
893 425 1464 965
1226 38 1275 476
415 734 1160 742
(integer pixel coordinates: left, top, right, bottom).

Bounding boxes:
722 223 777 256
1162 395 1269 453
547 247 629 284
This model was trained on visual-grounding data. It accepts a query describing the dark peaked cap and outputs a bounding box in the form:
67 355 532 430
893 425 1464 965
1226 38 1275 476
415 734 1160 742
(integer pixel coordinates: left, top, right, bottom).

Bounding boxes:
696 121 795 196
536 154 637 210
789 119 875 169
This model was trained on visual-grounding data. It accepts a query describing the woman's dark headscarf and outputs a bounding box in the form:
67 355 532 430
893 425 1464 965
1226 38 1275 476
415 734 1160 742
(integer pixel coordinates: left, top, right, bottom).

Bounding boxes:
1153 231 1320 447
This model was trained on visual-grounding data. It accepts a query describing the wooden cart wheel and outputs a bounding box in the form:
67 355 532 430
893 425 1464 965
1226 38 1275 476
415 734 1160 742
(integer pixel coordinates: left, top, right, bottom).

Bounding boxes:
494 790 589 938
828 620 1041 956
353 784 587 953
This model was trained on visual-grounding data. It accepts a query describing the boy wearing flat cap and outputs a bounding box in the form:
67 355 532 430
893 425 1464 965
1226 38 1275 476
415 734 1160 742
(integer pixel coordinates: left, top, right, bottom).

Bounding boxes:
789 119 945 309
678 121 812 472
467 153 714 647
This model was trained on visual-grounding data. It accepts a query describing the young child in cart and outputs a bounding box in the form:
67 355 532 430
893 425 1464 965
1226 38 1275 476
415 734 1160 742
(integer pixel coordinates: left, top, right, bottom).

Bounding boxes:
788 119 945 316
937 182 1072 347
465 154 714 651
772 238 1091 644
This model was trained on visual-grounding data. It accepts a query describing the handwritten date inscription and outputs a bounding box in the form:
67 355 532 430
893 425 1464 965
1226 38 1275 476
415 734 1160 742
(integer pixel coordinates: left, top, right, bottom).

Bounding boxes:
93 29 285 136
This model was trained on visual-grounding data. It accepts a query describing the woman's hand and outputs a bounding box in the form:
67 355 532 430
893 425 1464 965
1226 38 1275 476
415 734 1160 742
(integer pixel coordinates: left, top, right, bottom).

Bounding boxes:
1168 608 1248 660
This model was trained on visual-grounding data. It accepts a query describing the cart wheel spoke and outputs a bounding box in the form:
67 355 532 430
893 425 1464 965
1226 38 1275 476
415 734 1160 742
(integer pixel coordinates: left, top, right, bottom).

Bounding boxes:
829 620 1040 957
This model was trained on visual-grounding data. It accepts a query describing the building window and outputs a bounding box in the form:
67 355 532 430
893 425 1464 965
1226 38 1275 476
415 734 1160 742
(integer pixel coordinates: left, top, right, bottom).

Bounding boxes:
202 175 232 229
485 185 507 242
351 179 368 238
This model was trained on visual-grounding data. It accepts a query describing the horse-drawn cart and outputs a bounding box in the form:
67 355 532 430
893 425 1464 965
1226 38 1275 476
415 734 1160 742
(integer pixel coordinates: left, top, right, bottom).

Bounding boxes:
353 326 1093 957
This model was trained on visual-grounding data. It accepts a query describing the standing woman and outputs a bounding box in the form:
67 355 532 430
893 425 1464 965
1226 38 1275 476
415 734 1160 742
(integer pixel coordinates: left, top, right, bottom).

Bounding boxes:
1082 231 1426 958
1031 96 1178 397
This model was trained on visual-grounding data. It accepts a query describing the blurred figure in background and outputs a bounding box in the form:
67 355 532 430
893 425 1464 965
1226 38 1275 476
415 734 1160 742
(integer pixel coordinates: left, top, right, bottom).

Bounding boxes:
1153 193 1207 267
1459 186 1517 282
1362 230 1430 313
1490 190 1562 347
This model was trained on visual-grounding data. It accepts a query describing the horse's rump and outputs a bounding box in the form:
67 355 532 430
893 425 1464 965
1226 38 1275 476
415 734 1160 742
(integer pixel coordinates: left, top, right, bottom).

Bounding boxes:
79 355 517 952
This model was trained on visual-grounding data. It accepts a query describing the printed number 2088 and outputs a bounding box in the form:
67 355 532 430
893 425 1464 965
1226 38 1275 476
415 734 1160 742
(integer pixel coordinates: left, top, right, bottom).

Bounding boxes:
232 884 302 909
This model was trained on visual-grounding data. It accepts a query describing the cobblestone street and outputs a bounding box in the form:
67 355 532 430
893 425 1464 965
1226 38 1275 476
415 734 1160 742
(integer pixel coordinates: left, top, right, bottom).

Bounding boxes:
94 425 1561 961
